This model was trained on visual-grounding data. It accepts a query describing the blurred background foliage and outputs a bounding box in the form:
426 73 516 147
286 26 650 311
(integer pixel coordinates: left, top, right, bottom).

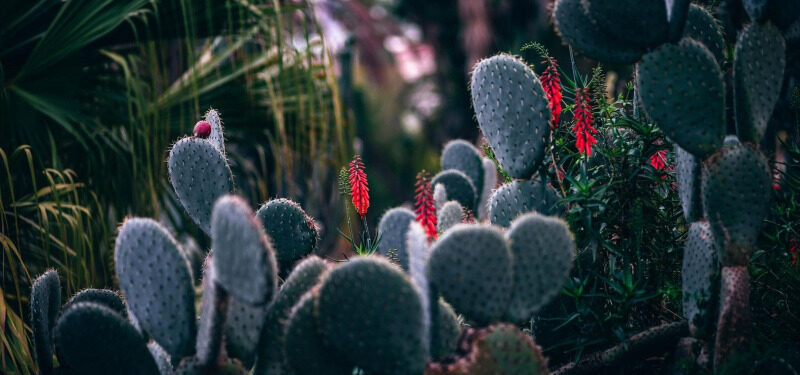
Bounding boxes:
2 0 800 373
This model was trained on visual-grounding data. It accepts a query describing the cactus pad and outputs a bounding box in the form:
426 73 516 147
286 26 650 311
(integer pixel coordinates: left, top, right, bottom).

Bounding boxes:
63 288 125 317
675 145 703 222
581 0 669 48
204 108 226 154
427 224 513 325
553 0 646 64
211 195 278 305
683 4 725 63
442 140 484 194
470 54 550 179
256 198 318 273
682 221 718 337
168 137 234 233
505 213 575 323
285 292 352 375
743 0 769 22
316 257 427 375
701 144 771 266
195 258 228 367
407 221 431 348
714 266 751 370
377 207 416 270
30 269 60 374
225 299 267 368
434 183 448 211
432 170 477 211
733 22 786 143
55 302 159 375
468 324 548 375
489 179 563 228
174 357 247 375
478 158 497 220
148 342 173 375
637 38 725 158
437 201 464 234
432 300 461 361
115 218 196 359
254 257 329 375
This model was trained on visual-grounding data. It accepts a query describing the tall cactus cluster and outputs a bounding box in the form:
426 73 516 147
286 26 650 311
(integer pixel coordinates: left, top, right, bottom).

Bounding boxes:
554 0 790 371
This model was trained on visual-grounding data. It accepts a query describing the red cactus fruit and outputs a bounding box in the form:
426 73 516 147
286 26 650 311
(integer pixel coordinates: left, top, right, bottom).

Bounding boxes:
348 155 370 218
193 121 212 138
414 171 437 240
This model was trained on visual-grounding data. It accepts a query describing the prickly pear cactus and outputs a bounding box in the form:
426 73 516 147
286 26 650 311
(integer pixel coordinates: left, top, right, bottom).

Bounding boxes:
714 266 751 370
225 298 267 368
115 218 196 360
434 183 448 211
63 288 126 318
204 108 226 154
637 38 725 158
682 4 725 63
488 179 562 228
377 207 416 269
437 201 464 233
432 170 477 211
432 300 461 361
675 145 703 222
470 54 550 179
442 140 484 194
30 270 60 375
478 158 498 220
681 221 718 337
285 291 352 375
256 198 318 273
733 22 786 143
582 0 669 49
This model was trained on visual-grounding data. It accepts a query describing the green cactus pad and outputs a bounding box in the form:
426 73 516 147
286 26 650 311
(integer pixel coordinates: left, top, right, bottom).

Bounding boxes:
734 22 786 143
211 195 278 305
743 0 768 22
442 140 485 194
174 357 247 375
478 158 498 220
434 183 448 211
285 291 352 375
256 198 318 273
488 179 563 228
469 324 548 375
675 145 703 222
377 207 416 270
432 170 477 211
637 38 725 158
667 0 692 42
554 0 647 64
701 144 771 266
55 302 159 375
471 54 550 180
148 342 173 375
427 224 513 325
406 221 431 349
225 299 267 368
432 300 461 361
30 269 60 375
204 108 226 155
437 201 464 234
63 289 125 317
714 266 751 370
195 258 229 368
317 257 427 375
682 221 718 338
254 257 329 375
505 213 575 323
683 4 725 63
168 137 234 233
115 218 196 360
581 0 669 48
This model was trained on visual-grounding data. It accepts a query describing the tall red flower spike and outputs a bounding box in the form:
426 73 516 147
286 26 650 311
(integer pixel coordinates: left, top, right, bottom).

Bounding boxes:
650 149 667 170
540 57 562 130
415 171 437 240
348 155 370 218
573 87 597 156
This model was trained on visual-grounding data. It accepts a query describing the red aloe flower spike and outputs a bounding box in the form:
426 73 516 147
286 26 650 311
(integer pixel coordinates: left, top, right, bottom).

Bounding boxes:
414 171 438 240
540 57 562 130
650 149 667 170
348 155 370 218
572 87 598 156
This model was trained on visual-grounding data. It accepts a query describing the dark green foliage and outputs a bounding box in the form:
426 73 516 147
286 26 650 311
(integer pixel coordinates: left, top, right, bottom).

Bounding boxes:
30 270 60 375
211 195 278 305
55 302 159 375
316 257 427 375
744 0 770 22
683 4 726 63
427 224 513 325
377 207 416 269
442 140 485 194
256 198 318 273
506 213 575 323
733 22 786 143
168 137 234 234
702 143 771 266
432 300 461 361
114 218 196 360
437 201 464 233
554 0 647 64
714 266 751 370
285 292 352 375
431 170 477 211
675 145 703 222
743 0 800 29
488 179 563 228
637 38 725 158
254 257 329 375
581 0 669 48
63 289 125 317
681 221 718 338
470 54 550 179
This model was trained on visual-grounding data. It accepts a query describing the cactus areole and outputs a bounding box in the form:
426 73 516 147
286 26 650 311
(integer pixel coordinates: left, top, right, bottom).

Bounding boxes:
193 121 212 138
